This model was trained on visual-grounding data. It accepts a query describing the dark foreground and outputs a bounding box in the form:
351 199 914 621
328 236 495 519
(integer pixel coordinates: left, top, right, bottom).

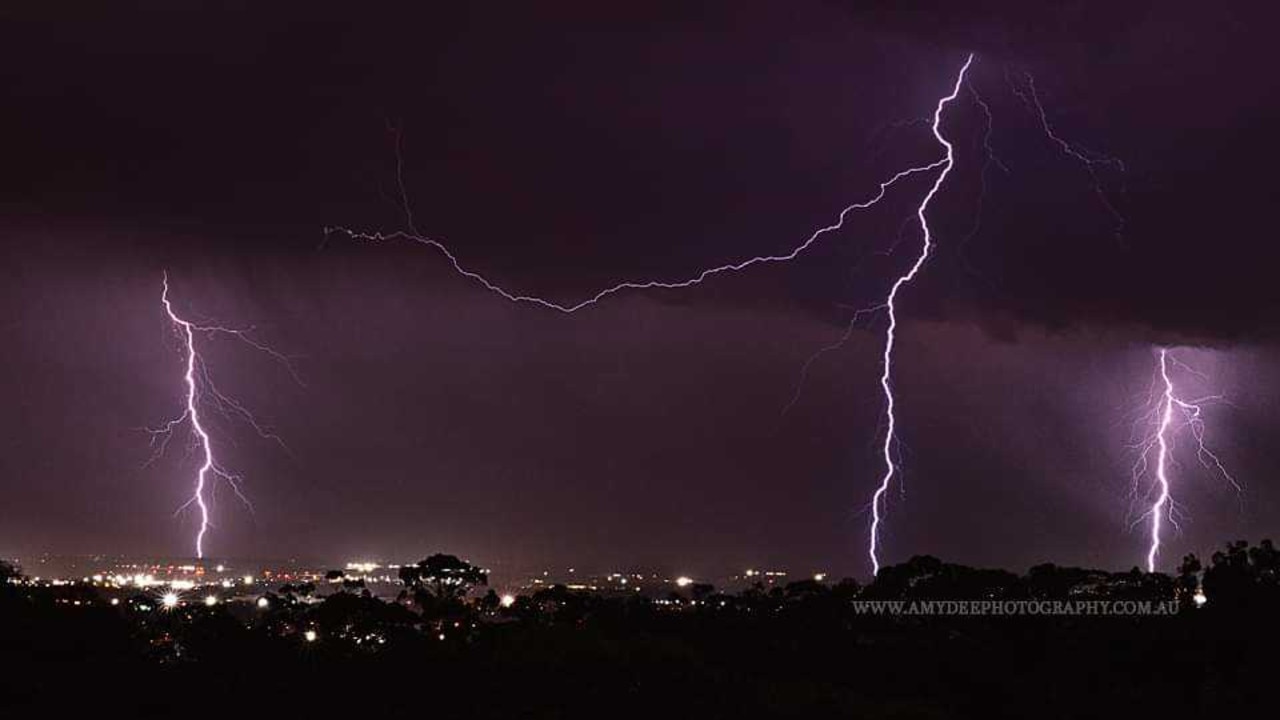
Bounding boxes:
3 541 1278 719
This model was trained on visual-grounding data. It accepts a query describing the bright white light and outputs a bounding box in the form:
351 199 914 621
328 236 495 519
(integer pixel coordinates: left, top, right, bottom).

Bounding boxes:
304 630 317 642
813 573 827 582
256 597 270 609
242 575 254 585
110 598 120 606
204 595 218 607
499 594 516 608
170 579 195 590
675 576 693 588
438 633 446 641
1193 590 1208 607
161 593 179 609
215 564 225 573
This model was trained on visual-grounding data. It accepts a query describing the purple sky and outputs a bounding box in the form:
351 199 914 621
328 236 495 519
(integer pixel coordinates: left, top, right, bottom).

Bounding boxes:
2 2 1278 577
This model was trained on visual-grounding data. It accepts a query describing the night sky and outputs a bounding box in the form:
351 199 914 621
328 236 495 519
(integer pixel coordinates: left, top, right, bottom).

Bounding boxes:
3 1 1279 577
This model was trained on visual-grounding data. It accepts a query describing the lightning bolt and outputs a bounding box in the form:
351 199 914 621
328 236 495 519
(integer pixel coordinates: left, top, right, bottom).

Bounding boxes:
148 273 292 559
324 156 947 313
1131 348 1239 572
867 54 974 575
333 55 977 576
955 82 1009 281
1008 68 1126 240
782 68 999 428
321 62 1011 317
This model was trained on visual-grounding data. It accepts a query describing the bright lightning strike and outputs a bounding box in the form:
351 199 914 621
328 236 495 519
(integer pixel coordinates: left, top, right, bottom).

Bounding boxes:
1131 348 1239 572
161 275 218 559
334 55 979 577
323 68 1014 315
867 54 974 576
148 273 293 559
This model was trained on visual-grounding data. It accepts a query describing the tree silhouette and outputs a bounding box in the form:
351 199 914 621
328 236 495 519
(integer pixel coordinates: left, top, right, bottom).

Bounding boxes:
1176 553 1202 610
868 555 1017 600
689 582 716 602
398 554 488 618
0 560 20 604
0 559 19 585
278 582 316 604
1201 538 1280 610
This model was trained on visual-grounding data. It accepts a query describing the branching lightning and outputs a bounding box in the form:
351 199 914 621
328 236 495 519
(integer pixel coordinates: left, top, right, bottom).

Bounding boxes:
148 273 293 559
780 302 886 418
1007 68 1126 241
956 82 1009 281
324 158 947 314
333 55 978 576
783 70 1001 421
1130 348 1239 572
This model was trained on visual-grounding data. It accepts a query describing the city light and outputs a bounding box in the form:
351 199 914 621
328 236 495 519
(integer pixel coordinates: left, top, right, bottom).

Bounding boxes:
675 576 693 588
256 597 270 609
500 594 516 608
204 595 218 607
303 630 317 642
161 593 179 609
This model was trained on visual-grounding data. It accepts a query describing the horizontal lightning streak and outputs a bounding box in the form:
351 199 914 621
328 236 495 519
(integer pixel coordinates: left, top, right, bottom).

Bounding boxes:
325 159 946 314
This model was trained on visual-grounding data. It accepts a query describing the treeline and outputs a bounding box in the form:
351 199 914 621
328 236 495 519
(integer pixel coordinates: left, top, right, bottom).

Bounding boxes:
2 543 1278 718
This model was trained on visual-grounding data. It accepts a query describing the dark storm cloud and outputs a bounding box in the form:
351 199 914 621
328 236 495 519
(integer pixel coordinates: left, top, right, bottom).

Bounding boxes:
833 0 1280 346
3 2 1279 574
831 0 1156 57
8 0 1271 345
